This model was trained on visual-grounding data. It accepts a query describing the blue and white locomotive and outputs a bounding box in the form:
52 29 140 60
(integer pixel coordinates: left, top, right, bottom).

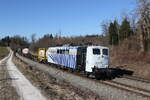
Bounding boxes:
46 46 110 78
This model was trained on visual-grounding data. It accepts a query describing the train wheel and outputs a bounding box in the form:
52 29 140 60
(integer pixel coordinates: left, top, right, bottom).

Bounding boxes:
95 74 102 80
86 72 90 77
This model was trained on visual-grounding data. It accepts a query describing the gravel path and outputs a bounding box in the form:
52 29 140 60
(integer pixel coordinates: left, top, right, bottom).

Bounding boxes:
0 52 19 100
7 50 46 100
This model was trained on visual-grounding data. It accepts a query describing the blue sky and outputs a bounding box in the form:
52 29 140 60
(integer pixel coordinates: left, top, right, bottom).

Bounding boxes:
0 0 136 39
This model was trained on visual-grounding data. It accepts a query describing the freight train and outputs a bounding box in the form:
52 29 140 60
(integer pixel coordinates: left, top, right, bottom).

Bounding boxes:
17 46 133 79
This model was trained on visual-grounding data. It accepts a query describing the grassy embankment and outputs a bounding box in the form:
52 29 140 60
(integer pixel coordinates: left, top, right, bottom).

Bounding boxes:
0 47 9 60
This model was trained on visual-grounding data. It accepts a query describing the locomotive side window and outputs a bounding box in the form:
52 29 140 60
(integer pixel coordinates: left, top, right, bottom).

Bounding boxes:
60 50 63 54
65 50 69 54
57 49 69 54
57 49 60 54
103 49 108 55
93 48 100 55
62 50 65 54
51 50 57 54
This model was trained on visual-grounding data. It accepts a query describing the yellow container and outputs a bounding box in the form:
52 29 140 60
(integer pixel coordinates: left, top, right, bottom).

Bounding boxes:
38 48 47 62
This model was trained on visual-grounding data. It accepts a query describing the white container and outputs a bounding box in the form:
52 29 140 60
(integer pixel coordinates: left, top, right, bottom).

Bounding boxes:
22 48 29 54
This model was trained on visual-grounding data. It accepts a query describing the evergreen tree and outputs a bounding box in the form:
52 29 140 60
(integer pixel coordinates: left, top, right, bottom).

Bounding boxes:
49 34 53 39
0 36 10 46
119 18 133 40
109 22 113 45
108 20 119 45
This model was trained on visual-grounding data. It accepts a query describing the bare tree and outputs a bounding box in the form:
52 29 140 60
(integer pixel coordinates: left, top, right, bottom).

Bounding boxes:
31 33 36 44
101 20 110 36
136 0 150 52
101 20 110 45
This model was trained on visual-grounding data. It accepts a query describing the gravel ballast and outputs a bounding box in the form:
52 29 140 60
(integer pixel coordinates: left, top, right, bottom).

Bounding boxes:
16 53 150 100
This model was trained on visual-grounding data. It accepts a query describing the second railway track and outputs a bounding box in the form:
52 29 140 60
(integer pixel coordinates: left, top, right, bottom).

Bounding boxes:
124 75 150 84
109 75 150 95
103 80 150 97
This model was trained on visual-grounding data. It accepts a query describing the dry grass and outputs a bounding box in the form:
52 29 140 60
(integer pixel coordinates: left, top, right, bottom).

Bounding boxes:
0 47 9 60
110 37 150 80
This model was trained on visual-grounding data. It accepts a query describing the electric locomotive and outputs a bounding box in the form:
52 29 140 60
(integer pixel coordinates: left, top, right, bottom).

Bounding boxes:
44 46 110 78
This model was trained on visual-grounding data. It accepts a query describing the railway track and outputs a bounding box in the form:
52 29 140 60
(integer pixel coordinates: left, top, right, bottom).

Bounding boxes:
108 75 150 95
81 73 150 98
16 53 150 100
102 80 150 97
64 67 150 98
53 62 150 98
124 75 150 84
79 74 150 98
53 67 150 98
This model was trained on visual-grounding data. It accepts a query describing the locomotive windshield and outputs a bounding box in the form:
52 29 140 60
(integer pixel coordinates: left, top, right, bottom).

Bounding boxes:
93 48 100 55
103 49 108 55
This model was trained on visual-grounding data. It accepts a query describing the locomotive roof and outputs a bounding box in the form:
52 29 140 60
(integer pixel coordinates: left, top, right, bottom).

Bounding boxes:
47 46 108 49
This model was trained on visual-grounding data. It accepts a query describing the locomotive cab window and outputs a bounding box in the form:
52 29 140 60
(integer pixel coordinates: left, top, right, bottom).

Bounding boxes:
103 49 108 55
93 48 100 55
